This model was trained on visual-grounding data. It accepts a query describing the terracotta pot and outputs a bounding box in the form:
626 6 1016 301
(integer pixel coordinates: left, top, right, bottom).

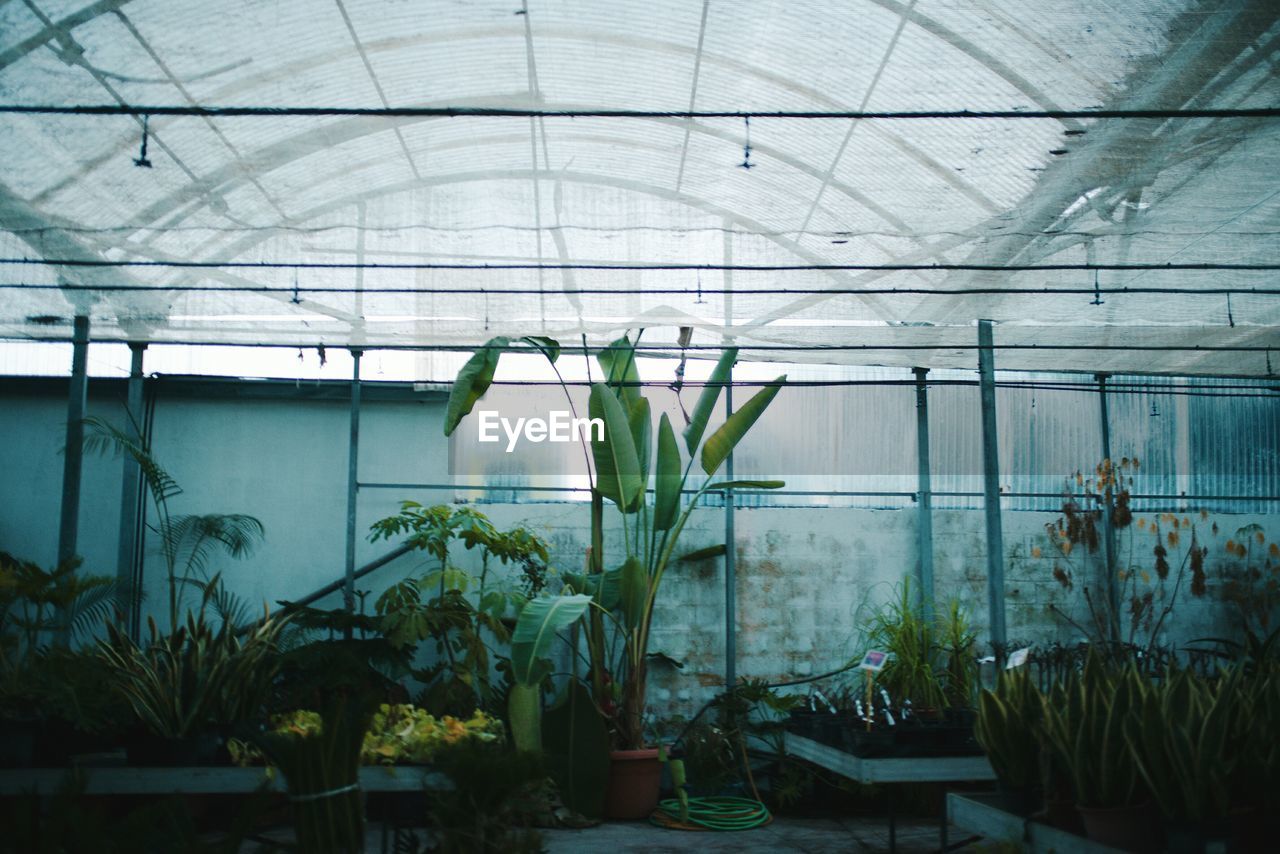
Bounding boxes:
1077 802 1159 853
1040 796 1085 836
604 748 661 820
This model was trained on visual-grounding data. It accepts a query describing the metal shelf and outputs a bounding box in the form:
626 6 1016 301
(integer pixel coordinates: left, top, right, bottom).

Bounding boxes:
783 732 995 784
947 792 1129 853
0 765 450 795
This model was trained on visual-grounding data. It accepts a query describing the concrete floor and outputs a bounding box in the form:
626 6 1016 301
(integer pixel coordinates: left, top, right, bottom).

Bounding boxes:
332 816 947 853
541 816 943 853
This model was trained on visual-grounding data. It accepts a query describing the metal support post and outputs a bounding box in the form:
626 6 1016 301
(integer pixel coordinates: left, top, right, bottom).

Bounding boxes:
57 315 90 567
977 321 1007 652
724 367 737 693
116 342 146 636
722 218 737 693
913 367 935 622
1097 374 1119 639
344 349 363 637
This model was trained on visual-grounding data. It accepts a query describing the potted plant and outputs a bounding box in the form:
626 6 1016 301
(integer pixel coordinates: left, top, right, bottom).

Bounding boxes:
973 667 1044 814
0 550 134 766
445 332 785 818
97 592 286 765
1126 668 1257 853
1045 657 1155 851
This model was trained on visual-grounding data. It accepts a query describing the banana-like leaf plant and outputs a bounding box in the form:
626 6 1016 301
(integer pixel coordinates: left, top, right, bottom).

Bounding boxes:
445 331 786 749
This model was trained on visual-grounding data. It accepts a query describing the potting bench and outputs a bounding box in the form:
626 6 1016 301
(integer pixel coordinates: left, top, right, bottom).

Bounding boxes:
783 732 995 852
0 765 450 795
0 766 449 853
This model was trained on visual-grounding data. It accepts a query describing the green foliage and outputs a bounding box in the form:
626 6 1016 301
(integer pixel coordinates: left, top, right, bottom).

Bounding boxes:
443 336 510 436
439 330 785 749
541 679 611 818
83 415 264 632
865 580 978 711
421 741 547 854
973 668 1043 792
97 604 286 739
1125 666 1280 823
938 599 979 708
0 551 130 662
369 502 553 716
251 694 377 854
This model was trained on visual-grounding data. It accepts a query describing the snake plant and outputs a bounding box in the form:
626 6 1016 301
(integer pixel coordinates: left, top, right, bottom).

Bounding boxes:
98 608 285 739
973 667 1043 791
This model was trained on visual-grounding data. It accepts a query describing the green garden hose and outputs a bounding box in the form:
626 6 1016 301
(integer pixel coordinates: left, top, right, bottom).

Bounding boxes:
649 796 772 831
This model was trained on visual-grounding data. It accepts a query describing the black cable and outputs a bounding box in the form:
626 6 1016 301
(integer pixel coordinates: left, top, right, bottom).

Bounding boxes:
2 104 1277 120
6 282 1280 296
3 335 1277 354
4 258 1279 272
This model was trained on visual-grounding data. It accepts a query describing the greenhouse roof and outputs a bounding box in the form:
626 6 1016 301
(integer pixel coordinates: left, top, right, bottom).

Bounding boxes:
0 0 1277 375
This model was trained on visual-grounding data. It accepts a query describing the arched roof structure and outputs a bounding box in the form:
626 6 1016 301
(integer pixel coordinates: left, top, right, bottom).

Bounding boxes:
0 0 1277 374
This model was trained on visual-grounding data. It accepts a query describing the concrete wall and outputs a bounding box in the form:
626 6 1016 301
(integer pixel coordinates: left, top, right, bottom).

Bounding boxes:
1 377 1274 725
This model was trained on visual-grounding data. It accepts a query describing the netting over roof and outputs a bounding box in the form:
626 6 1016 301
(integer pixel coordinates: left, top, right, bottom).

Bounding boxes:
0 0 1277 375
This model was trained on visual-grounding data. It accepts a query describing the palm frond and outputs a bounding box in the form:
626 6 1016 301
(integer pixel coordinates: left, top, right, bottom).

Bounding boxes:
82 415 182 506
165 514 265 579
64 576 138 641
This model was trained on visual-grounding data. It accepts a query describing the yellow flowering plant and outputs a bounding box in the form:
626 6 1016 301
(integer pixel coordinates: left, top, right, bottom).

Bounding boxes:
229 704 503 767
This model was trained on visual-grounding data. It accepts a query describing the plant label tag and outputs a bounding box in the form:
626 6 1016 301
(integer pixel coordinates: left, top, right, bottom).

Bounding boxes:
1006 646 1032 669
859 650 890 672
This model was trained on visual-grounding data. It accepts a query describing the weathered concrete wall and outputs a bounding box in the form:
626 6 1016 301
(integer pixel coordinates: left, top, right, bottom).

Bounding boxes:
1 379 1274 727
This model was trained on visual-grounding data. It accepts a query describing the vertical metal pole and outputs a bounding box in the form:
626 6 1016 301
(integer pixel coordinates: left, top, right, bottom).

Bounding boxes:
57 315 90 567
722 218 737 693
117 342 146 635
724 368 737 693
343 349 363 638
913 367 935 622
1097 374 1119 639
977 320 1007 652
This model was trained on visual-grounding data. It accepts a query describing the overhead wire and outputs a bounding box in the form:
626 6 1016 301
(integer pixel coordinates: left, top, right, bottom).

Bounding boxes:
3 258 1278 272
2 105 1277 120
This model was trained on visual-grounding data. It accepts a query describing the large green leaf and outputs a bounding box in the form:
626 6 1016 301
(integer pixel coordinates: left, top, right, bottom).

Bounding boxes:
588 383 642 510
626 397 653 513
542 679 610 818
683 348 737 454
521 336 561 363
707 480 786 491
510 594 592 685
597 335 642 413
679 544 726 562
701 376 785 475
653 413 682 531
564 568 621 610
619 556 649 629
443 336 510 436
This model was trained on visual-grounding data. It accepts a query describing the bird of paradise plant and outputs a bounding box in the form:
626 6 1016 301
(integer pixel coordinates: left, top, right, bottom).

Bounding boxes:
443 331 786 751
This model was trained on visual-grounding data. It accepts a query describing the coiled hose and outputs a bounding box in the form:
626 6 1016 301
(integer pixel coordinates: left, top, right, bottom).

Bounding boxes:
649 795 772 831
